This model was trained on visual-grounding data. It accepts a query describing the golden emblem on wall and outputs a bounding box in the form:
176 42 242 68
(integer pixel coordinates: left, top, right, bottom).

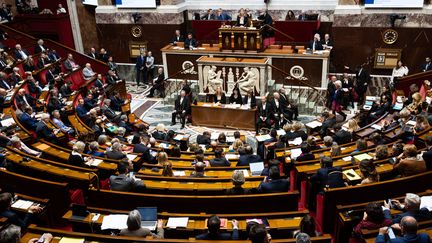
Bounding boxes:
382 29 398 45
131 25 143 38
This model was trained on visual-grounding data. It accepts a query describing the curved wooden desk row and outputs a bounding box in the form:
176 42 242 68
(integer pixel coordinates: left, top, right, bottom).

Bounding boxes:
63 208 307 232
23 225 333 243
86 189 300 214
318 170 432 233
0 170 70 218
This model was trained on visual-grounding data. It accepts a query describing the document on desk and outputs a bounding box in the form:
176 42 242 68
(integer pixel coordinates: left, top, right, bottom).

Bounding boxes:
342 169 361 181
173 171 186 176
173 134 184 140
256 134 271 142
290 148 302 159
85 159 103 167
306 120 322 129
101 214 128 230
126 154 138 161
210 132 220 140
35 143 50 151
0 117 15 127
276 129 286 136
58 237 84 243
371 124 382 130
420 196 432 211
202 103 212 107
225 153 239 160
353 153 373 162
11 199 34 210
166 217 189 228
226 136 235 143
288 137 303 146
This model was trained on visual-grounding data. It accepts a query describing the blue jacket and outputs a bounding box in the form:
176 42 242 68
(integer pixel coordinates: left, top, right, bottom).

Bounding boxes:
237 154 262 166
258 179 289 193
19 112 38 131
375 233 430 243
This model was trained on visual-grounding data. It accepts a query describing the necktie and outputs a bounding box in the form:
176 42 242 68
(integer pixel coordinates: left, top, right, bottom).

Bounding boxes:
3 80 9 89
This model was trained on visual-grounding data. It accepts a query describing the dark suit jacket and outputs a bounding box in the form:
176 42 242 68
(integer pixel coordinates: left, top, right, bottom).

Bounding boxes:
237 154 262 166
109 174 145 192
391 208 432 224
135 55 146 69
321 39 333 47
311 167 345 191
308 40 323 51
19 112 37 130
88 52 99 59
421 62 432 72
171 35 185 44
270 99 284 115
296 153 315 162
422 150 432 170
0 79 11 90
14 48 29 60
34 44 48 54
133 144 156 164
229 94 243 104
258 179 289 193
110 96 124 112
68 154 85 167
320 117 336 137
175 96 190 113
236 15 249 26
45 70 56 86
210 158 230 167
184 38 197 49
258 102 272 119
243 95 256 108
375 233 430 243
15 94 36 109
59 85 72 98
35 122 56 140
196 134 211 145
332 130 352 145
196 229 238 240
106 150 126 160
211 93 226 104
0 210 33 228
76 104 88 119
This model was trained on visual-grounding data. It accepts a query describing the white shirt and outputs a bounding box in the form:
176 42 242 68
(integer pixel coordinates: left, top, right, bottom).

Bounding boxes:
57 7 66 14
19 50 27 60
38 45 45 52
392 66 409 78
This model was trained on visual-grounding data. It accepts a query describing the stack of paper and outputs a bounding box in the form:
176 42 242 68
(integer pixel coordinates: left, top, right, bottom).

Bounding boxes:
166 217 189 228
159 143 170 149
58 237 84 243
371 124 382 130
173 171 186 176
288 137 303 146
0 117 15 127
342 169 362 181
290 148 302 159
420 196 432 211
101 214 128 230
126 154 138 161
306 120 322 129
226 136 235 143
256 134 271 142
11 199 34 210
173 134 184 140
342 156 353 162
353 153 373 162
225 154 239 160
85 159 103 167
276 129 286 136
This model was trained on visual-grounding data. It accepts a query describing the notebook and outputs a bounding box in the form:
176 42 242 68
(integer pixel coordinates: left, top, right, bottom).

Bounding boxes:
137 207 158 231
249 162 264 176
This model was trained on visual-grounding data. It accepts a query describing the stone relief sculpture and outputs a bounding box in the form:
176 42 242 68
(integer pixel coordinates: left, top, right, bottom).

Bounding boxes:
207 66 223 94
236 67 260 95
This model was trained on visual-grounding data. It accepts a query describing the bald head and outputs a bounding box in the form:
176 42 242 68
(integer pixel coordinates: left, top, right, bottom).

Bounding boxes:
401 216 418 235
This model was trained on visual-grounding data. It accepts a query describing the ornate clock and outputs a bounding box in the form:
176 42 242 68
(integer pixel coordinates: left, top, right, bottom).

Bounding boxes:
131 25 143 38
382 29 398 45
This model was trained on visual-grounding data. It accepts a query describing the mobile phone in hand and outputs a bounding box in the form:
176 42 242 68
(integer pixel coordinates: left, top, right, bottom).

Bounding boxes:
388 227 396 239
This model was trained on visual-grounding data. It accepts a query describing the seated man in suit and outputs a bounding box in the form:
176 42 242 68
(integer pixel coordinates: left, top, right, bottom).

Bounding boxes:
270 92 285 129
237 145 262 166
102 98 122 123
14 44 29 61
184 33 197 50
384 193 432 224
63 53 79 72
36 53 51 70
171 29 184 45
76 98 90 120
106 70 122 86
133 136 156 164
106 142 127 160
34 39 48 54
35 113 60 142
110 91 127 112
0 192 43 228
15 89 36 107
196 215 239 240
196 131 211 145
171 90 190 129
59 81 73 99
375 216 430 243
295 143 315 162
393 144 426 177
421 57 432 72
308 33 323 51
109 162 145 192
19 106 38 130
82 63 96 80
87 47 98 59
309 156 345 208
148 67 165 98
258 166 289 193
256 96 273 133
209 148 230 167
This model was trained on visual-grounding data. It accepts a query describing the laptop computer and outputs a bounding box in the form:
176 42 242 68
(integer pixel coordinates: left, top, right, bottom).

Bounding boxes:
363 100 374 110
137 207 158 231
70 204 89 220
249 162 264 176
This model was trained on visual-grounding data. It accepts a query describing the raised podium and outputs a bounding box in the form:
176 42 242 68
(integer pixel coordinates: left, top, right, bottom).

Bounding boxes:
219 27 263 52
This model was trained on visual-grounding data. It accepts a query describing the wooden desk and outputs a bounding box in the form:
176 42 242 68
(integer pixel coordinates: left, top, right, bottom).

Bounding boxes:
219 27 263 52
192 102 256 130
